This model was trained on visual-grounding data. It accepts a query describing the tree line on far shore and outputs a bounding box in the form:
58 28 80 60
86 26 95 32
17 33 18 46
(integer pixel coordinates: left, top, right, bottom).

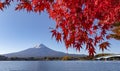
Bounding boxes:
0 53 120 61
0 55 91 61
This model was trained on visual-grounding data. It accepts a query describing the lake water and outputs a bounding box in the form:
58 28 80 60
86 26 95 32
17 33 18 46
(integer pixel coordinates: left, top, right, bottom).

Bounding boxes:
0 61 119 71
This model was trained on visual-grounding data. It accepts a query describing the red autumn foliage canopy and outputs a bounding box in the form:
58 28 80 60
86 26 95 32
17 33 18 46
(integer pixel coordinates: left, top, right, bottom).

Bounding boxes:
1 0 120 56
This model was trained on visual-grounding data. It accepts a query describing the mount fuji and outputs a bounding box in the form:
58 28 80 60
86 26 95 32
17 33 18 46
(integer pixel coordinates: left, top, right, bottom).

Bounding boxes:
4 44 86 58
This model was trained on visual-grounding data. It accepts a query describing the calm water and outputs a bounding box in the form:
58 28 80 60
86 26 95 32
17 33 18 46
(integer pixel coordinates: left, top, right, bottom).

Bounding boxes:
0 61 119 71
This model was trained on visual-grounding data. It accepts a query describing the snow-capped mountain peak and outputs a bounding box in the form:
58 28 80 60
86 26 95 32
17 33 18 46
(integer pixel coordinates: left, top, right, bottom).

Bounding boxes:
34 44 47 48
4 44 86 58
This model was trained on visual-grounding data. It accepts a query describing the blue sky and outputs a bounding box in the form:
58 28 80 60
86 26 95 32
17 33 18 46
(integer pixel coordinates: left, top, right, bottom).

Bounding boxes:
0 5 119 55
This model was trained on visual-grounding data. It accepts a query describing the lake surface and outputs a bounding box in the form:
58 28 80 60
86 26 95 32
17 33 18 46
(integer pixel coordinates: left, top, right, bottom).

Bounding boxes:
0 61 119 71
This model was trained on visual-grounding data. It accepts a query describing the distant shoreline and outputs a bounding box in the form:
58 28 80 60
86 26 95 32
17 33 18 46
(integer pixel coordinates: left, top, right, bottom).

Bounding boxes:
1 53 120 61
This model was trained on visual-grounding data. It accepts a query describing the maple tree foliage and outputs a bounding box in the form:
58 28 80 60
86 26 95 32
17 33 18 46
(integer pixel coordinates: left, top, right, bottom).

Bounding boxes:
110 22 120 40
1 0 120 56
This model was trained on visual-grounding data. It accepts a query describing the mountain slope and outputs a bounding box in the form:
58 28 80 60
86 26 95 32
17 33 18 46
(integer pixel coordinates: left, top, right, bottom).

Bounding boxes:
4 44 86 58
